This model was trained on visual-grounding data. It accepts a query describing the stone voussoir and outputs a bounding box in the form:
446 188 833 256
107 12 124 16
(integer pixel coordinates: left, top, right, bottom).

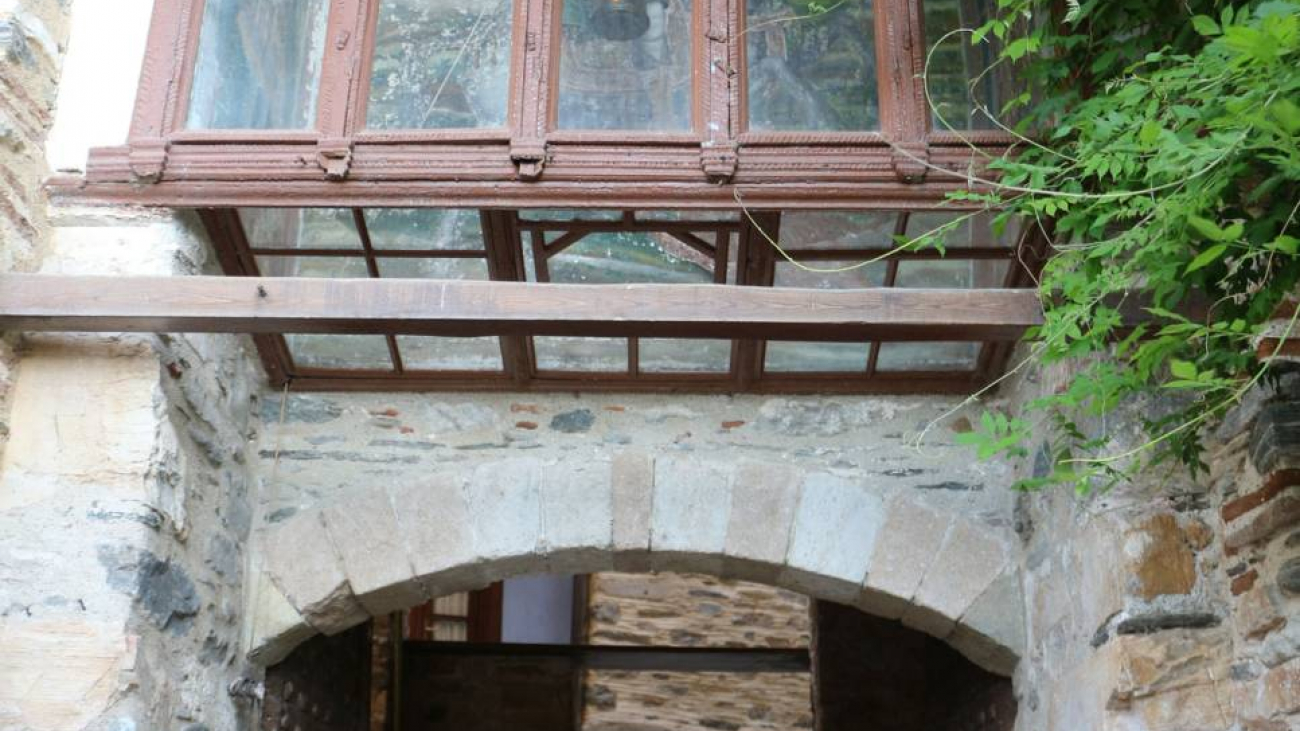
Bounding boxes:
723 461 803 584
539 457 615 574
260 508 368 635
858 495 954 620
610 450 655 572
388 472 484 598
945 566 1026 676
903 516 1011 639
463 458 546 580
649 456 733 575
780 472 886 604
320 489 425 616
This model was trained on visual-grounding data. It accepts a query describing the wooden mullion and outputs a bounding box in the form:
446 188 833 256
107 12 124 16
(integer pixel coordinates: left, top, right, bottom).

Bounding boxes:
316 0 377 140
542 230 590 258
734 212 779 388
531 230 553 283
714 231 731 285
510 0 554 172
483 211 535 386
629 338 640 378
131 0 206 140
353 209 403 374
869 212 911 376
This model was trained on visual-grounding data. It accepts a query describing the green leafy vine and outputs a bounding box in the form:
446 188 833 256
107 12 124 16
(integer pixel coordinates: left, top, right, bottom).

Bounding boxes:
923 0 1300 492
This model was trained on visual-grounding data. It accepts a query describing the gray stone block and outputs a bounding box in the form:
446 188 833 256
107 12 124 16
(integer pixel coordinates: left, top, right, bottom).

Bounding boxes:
389 474 483 596
781 473 885 603
321 490 424 616
904 517 1010 638
948 567 1026 676
261 510 367 635
539 458 614 574
862 497 953 619
651 457 732 575
723 462 802 584
611 451 654 572
465 459 544 580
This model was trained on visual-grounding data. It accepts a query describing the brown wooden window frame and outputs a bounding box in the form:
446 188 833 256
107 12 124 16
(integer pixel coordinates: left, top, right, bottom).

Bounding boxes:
67 0 1019 209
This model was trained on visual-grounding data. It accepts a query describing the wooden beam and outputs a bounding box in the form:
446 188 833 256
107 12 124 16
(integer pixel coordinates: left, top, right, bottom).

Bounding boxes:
0 274 1043 341
402 641 811 674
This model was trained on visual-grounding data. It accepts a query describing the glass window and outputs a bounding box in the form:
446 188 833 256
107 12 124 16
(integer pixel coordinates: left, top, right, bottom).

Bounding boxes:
241 209 361 250
746 0 878 131
639 339 730 373
398 336 504 371
367 0 514 129
287 334 393 369
922 0 1012 131
773 260 886 289
776 211 899 250
257 256 370 278
765 341 868 372
535 337 629 372
545 231 714 284
364 209 486 250
377 258 490 280
188 0 329 129
557 0 694 130
875 342 978 371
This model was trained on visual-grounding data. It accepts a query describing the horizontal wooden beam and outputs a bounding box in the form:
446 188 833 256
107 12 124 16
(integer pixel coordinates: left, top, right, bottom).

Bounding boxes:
403 642 811 673
0 274 1043 341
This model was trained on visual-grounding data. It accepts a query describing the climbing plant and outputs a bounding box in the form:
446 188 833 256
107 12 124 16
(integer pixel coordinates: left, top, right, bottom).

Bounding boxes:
925 0 1300 491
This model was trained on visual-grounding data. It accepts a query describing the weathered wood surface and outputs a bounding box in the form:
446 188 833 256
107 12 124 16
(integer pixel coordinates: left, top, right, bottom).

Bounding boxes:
0 275 1043 341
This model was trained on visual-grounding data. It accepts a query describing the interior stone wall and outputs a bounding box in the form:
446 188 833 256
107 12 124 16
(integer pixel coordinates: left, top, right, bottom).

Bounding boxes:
581 571 814 731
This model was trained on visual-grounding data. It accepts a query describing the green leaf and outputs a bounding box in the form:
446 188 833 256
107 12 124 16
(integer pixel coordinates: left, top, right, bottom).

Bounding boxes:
1138 121 1162 146
1169 360 1198 380
1268 99 1300 136
1186 243 1229 274
1188 216 1229 242
1192 15 1221 36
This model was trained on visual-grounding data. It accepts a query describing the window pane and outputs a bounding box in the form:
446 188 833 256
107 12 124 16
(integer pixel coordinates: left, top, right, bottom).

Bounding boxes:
906 211 1019 249
774 260 886 289
547 231 713 284
398 336 505 371
922 0 1014 131
639 339 730 373
257 256 370 278
895 259 1008 288
746 0 878 131
535 337 628 372
776 211 899 250
876 342 978 371
188 0 329 129
765 342 868 372
367 0 514 129
377 258 489 280
431 620 469 642
433 592 471 616
557 0 693 130
287 334 393 369
241 209 361 250
365 209 486 250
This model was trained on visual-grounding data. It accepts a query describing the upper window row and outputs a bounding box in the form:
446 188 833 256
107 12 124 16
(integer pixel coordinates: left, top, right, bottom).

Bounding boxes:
185 0 1010 134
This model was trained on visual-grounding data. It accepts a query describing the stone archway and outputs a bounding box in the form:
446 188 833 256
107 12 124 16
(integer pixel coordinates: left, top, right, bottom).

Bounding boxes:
246 453 1025 676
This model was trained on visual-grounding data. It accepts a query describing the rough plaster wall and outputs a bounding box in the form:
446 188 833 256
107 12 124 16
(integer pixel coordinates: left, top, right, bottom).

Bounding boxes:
1 4 267 730
251 392 1017 529
1002 348 1300 731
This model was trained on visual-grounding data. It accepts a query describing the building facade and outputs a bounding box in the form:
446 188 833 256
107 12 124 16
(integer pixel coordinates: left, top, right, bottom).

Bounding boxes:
1 0 1298 730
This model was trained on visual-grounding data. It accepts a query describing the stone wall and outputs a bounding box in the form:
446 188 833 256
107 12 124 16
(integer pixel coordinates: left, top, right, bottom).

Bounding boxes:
582 572 813 731
1007 355 1300 731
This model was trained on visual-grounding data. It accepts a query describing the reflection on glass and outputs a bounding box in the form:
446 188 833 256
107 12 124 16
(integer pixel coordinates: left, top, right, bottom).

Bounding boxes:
188 0 329 129
922 0 1013 131
240 209 361 249
558 0 693 130
876 342 978 371
535 337 628 372
774 260 886 289
548 231 713 284
365 209 485 250
906 211 1019 249
639 339 730 373
287 334 393 369
398 336 504 371
895 259 1008 288
746 0 878 131
367 0 514 129
431 620 469 642
776 211 898 250
765 341 868 372
377 258 490 280
257 256 370 278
